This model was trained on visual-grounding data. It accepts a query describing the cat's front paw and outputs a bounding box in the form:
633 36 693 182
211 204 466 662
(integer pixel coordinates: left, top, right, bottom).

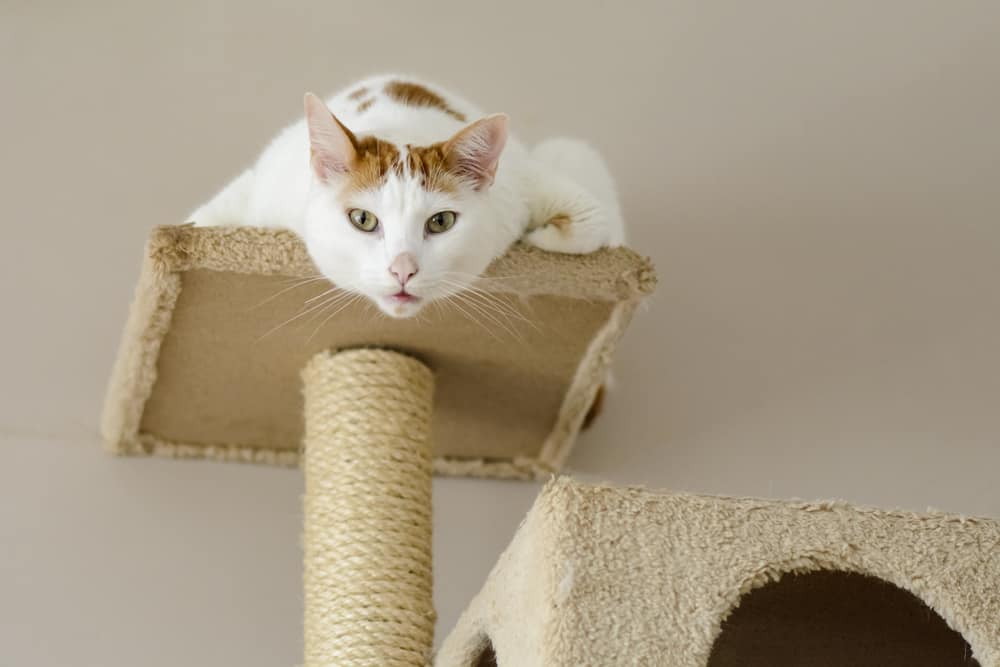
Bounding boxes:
523 213 608 254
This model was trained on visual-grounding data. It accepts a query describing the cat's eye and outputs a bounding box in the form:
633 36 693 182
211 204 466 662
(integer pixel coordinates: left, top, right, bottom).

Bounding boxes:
348 208 379 232
426 210 457 234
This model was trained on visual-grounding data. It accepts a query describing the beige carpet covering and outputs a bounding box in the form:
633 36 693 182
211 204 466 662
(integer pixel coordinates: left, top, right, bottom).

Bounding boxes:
101 226 655 479
436 478 1000 666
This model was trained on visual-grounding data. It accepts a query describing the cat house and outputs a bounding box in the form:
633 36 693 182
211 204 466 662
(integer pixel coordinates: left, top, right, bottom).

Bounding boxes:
435 478 1000 667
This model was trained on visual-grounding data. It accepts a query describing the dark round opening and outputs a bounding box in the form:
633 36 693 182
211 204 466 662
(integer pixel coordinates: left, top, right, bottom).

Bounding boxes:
708 570 979 667
471 636 497 667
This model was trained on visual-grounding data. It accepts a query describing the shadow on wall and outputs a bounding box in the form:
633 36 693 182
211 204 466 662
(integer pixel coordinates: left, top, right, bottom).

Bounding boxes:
708 571 980 667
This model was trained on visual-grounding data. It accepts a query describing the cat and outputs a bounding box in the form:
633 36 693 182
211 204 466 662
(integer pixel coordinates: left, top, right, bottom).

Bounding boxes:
190 74 624 318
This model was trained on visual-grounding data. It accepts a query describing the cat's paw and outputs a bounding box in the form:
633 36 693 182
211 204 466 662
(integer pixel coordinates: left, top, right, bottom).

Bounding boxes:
523 213 609 254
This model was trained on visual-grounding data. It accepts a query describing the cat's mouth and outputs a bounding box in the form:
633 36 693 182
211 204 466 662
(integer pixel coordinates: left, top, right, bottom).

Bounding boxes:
389 290 420 304
371 287 430 318
378 290 424 318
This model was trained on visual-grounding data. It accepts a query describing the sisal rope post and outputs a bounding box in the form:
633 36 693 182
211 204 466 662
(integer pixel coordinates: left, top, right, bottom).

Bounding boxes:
301 348 436 667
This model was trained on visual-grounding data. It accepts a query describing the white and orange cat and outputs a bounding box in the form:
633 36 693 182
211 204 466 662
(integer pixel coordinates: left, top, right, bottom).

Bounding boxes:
190 75 624 318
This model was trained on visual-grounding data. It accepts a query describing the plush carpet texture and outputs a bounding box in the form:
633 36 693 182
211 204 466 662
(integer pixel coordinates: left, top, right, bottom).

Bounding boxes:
436 478 999 666
101 226 655 479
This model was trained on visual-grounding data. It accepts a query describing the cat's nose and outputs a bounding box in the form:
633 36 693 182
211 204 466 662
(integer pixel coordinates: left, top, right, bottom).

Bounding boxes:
389 252 419 287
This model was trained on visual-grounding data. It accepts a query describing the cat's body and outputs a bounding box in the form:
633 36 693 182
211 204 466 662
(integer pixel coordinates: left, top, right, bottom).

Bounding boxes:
191 74 623 317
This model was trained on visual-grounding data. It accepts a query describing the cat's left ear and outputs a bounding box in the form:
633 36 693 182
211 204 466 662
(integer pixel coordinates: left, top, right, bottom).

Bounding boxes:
304 92 359 182
443 113 508 190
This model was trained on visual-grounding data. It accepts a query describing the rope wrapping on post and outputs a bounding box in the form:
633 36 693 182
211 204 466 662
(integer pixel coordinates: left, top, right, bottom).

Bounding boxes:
302 348 436 667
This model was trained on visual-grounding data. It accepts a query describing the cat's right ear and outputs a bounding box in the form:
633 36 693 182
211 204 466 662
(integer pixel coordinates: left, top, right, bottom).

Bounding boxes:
304 92 358 182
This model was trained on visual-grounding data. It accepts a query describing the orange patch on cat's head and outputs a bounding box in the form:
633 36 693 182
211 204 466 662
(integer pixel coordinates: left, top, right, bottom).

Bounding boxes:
340 135 402 194
403 143 463 194
341 138 462 195
307 90 500 197
332 110 504 196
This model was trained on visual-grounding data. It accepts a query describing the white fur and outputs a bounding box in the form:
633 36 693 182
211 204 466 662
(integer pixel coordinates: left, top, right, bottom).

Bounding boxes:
190 74 624 317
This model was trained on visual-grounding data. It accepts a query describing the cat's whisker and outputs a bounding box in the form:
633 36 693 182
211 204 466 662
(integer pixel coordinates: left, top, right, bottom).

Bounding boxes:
255 289 353 342
434 276 512 313
303 284 357 305
251 276 330 310
364 299 383 324
441 270 534 292
440 293 502 341
439 285 526 342
442 269 532 282
447 281 536 326
306 292 365 342
430 298 445 321
440 278 516 318
436 277 537 336
300 291 356 328
275 273 323 285
462 291 537 336
443 269 527 278
461 297 524 342
462 293 527 342
413 306 430 326
274 273 324 286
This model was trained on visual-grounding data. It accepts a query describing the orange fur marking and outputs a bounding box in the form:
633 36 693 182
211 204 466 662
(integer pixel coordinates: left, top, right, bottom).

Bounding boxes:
335 92 476 194
547 214 573 230
341 136 463 194
342 135 401 193
384 80 467 122
347 87 368 100
404 143 462 193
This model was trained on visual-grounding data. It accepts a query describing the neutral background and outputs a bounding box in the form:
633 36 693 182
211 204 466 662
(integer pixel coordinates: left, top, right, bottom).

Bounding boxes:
2 2 998 665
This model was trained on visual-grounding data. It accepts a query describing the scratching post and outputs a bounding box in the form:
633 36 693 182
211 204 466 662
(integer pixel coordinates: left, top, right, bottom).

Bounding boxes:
302 349 435 666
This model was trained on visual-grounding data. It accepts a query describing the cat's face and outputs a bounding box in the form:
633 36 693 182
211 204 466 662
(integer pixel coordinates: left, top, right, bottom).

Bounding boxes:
301 93 508 318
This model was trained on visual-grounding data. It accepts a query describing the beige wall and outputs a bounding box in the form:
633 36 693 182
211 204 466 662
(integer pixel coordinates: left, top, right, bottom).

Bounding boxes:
2 2 998 665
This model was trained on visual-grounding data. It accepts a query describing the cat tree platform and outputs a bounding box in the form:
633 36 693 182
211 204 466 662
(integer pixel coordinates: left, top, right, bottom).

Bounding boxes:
101 224 655 479
436 478 1000 667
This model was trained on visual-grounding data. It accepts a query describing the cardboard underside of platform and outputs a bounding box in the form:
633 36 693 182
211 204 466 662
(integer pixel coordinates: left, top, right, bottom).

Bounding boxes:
101 226 656 479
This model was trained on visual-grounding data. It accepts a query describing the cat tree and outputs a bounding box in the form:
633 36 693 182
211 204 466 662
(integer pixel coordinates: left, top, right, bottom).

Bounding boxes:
101 224 655 665
103 225 998 666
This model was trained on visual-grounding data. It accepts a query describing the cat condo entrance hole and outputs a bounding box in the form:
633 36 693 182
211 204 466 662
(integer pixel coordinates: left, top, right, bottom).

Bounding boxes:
101 225 655 665
707 570 980 667
471 638 498 667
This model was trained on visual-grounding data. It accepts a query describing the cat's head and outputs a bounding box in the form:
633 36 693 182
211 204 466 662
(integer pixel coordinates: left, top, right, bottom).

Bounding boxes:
300 92 510 318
